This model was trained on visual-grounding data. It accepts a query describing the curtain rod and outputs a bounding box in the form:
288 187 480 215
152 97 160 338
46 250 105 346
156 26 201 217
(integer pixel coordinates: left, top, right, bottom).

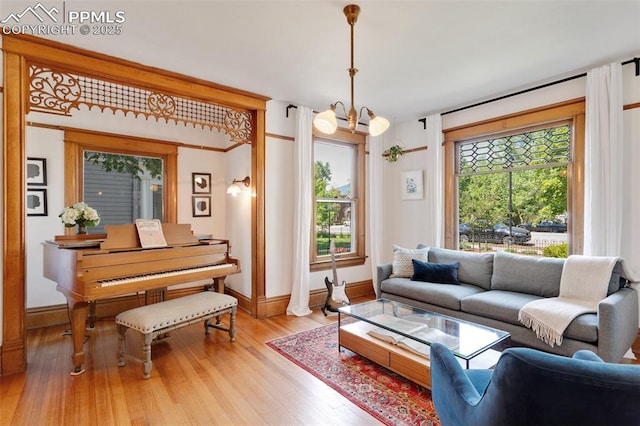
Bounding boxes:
418 57 640 128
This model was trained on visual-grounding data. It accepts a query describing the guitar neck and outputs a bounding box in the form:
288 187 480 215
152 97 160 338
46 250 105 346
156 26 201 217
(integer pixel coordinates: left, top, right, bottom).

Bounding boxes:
330 240 339 285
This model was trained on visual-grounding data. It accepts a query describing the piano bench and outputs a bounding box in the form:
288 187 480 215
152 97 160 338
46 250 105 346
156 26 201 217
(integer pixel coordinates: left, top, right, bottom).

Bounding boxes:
115 291 237 379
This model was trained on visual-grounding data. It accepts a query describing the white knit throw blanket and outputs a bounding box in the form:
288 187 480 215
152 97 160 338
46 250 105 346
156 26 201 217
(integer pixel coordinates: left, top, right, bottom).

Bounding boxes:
518 255 619 347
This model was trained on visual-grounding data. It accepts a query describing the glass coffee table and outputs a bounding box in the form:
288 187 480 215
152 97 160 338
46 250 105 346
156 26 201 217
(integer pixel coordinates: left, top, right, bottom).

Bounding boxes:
338 299 510 389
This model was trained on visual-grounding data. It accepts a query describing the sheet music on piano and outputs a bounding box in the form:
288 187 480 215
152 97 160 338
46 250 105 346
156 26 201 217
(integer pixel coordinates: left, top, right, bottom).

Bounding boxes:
135 219 168 248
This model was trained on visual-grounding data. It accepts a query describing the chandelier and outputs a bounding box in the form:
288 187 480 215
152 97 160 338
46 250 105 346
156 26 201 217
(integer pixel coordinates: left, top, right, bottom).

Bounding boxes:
313 4 390 137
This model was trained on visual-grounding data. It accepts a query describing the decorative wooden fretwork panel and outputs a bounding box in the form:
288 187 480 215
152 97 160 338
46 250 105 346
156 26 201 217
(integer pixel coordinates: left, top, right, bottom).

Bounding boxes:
28 64 252 143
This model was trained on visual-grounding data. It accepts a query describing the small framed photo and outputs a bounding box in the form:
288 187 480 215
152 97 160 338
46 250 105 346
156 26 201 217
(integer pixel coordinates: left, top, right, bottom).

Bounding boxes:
26 157 47 186
192 173 211 194
192 196 211 217
26 188 48 216
401 170 424 200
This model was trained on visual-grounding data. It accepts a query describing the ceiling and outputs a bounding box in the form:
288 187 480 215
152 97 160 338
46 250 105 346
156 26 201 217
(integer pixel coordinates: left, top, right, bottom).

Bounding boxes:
7 0 640 122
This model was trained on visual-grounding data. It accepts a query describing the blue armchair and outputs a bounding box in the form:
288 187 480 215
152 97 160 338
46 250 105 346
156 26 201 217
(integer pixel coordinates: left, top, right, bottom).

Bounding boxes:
430 343 640 426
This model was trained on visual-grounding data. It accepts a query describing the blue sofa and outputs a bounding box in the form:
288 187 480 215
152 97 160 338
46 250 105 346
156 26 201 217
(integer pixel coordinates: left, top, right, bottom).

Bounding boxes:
430 342 640 426
376 247 638 362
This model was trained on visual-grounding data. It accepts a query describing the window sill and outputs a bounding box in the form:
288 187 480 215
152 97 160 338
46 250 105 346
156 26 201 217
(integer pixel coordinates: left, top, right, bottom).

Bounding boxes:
310 255 367 272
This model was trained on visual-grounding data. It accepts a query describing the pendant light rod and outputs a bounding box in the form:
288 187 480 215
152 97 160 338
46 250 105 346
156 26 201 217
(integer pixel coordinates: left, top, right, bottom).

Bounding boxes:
346 4 360 132
313 4 390 137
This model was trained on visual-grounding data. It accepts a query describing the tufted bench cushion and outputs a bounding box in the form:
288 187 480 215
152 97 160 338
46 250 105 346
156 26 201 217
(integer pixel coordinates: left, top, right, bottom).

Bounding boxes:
116 291 237 379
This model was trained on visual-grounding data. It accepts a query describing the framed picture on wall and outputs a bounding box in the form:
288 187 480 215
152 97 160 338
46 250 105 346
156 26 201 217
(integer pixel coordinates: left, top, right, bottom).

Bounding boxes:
192 196 212 217
26 157 47 186
401 170 424 200
26 188 48 216
192 172 211 194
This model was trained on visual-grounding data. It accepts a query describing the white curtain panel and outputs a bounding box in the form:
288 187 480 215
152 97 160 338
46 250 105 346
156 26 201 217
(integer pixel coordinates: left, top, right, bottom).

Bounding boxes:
424 114 444 247
286 106 313 316
584 63 623 256
368 132 386 297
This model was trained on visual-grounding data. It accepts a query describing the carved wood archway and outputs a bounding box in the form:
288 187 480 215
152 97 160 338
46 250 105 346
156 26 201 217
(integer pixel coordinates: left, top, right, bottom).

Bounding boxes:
2 33 269 374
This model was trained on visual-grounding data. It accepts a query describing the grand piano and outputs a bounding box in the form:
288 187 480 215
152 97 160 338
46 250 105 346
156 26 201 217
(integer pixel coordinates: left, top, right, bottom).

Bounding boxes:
43 222 240 375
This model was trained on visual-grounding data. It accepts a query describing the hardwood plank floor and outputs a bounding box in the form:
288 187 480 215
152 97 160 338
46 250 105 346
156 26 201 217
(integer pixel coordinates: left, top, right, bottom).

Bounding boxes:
1 300 382 425
2 299 639 425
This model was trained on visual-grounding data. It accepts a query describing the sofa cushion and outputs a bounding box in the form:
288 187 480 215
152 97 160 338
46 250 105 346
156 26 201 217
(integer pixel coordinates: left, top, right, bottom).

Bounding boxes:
462 290 598 343
428 247 494 290
381 277 484 311
462 290 542 325
411 259 460 285
490 251 564 297
391 245 429 278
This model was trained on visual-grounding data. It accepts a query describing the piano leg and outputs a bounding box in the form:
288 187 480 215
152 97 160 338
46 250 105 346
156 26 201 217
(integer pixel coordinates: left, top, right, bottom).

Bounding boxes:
67 298 89 376
88 301 97 329
205 277 226 294
214 277 225 293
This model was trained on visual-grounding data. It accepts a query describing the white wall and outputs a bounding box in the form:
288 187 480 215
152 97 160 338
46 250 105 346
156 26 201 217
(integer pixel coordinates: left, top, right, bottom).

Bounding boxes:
223 143 252 296
177 147 226 238
380 121 430 253
26 127 67 307
265 133 295 298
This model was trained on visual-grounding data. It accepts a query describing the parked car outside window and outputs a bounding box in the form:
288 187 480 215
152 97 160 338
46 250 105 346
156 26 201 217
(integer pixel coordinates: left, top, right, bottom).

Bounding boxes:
521 220 567 233
459 221 531 244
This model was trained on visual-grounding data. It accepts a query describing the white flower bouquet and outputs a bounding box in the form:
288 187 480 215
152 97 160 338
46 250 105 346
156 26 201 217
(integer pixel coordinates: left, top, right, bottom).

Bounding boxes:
59 202 100 228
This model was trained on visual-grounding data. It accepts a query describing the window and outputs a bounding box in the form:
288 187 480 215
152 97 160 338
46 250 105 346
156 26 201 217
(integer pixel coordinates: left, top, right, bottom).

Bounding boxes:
311 128 366 270
444 99 585 254
457 124 570 255
83 151 164 234
64 129 178 232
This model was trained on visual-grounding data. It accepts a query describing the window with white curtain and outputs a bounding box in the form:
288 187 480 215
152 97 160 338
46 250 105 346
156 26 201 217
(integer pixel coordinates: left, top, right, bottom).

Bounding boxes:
311 128 366 270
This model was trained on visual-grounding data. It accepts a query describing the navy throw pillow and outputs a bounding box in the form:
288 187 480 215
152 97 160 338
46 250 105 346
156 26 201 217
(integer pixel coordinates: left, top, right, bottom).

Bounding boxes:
411 259 461 285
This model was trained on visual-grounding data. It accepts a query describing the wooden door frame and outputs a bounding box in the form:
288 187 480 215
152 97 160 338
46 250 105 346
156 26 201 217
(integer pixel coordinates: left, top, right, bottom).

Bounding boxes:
1 33 269 374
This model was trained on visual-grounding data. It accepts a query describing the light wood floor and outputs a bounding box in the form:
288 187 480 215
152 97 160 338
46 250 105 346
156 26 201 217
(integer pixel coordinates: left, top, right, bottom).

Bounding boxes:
0 300 383 426
2 301 639 426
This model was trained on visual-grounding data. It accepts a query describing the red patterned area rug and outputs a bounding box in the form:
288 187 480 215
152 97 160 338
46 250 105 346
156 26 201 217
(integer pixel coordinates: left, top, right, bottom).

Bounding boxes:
267 322 441 426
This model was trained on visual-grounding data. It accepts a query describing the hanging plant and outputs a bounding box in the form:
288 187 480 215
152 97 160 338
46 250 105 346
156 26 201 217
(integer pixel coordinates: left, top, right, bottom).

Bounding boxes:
383 145 404 163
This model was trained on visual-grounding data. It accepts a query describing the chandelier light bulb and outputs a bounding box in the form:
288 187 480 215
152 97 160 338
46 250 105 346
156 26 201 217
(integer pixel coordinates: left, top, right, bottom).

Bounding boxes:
368 111 390 137
313 107 338 134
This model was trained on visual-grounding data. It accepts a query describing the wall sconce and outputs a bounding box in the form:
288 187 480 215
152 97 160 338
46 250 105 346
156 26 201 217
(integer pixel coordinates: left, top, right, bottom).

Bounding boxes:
226 176 250 197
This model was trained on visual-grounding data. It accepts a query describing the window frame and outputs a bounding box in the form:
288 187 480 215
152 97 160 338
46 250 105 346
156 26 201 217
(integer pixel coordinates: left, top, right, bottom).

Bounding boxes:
63 129 179 232
443 98 585 254
310 127 367 271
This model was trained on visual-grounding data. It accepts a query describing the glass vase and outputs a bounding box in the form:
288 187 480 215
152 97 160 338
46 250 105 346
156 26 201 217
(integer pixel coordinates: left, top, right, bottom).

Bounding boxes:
77 223 87 235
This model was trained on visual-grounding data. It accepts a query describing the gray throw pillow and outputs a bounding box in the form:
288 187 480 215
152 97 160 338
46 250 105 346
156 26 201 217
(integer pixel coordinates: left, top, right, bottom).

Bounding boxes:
428 247 494 290
490 250 564 297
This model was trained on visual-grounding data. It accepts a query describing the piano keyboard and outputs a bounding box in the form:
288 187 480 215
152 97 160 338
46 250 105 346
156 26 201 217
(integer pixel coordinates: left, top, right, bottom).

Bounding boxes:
98 263 234 287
